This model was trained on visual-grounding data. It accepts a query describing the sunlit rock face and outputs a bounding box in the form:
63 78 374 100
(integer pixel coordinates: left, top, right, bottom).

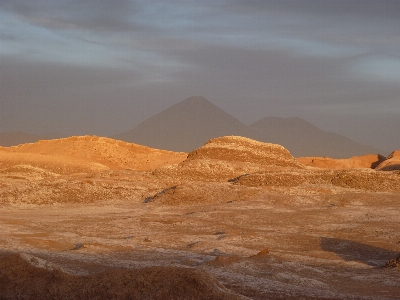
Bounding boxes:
376 150 400 171
153 136 304 182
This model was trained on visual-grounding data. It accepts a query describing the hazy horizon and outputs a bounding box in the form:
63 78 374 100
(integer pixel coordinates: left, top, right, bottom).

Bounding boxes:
1 1 399 153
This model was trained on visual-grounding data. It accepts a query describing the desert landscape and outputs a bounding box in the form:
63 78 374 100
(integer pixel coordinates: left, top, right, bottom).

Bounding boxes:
2 0 400 298
0 134 399 299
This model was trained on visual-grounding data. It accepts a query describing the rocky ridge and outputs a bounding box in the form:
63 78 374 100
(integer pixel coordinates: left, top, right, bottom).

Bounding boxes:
376 150 400 171
153 136 304 182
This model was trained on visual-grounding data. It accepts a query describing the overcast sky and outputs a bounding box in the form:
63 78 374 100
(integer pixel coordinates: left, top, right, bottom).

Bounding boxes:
1 0 399 153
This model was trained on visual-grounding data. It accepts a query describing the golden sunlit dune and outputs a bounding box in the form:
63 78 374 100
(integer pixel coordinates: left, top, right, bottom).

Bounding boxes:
154 136 304 182
0 135 187 174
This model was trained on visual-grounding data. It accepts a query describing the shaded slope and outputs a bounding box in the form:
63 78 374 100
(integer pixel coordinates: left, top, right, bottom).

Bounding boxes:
0 253 243 300
114 96 257 152
251 117 382 158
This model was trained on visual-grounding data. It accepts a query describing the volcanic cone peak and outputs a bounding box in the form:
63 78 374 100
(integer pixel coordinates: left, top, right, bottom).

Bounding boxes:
182 95 209 105
113 96 257 152
187 136 303 168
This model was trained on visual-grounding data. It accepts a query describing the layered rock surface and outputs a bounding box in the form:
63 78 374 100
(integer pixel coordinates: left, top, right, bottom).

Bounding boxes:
0 253 242 300
297 154 386 169
154 136 304 182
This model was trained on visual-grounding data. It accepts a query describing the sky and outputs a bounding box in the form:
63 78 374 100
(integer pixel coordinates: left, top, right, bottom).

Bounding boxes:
0 0 399 153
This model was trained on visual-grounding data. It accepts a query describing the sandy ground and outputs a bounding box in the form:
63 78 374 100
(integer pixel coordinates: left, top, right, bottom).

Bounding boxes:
0 136 399 299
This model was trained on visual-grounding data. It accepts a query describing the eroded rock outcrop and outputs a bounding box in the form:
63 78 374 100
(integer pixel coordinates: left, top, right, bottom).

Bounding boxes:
0 253 243 300
297 154 386 170
376 150 400 171
154 136 304 182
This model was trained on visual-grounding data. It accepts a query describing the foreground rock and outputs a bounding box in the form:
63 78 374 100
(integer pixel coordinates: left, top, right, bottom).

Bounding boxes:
384 254 400 269
0 253 244 300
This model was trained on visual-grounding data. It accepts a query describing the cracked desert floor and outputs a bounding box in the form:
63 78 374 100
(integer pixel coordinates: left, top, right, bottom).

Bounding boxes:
1 136 399 299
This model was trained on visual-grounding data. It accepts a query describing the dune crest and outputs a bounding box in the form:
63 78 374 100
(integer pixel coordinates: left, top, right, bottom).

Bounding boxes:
154 136 304 182
0 135 187 174
187 136 301 167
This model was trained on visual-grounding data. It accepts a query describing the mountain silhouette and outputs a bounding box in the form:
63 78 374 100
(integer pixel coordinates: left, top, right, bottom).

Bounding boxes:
250 117 381 158
114 96 381 157
3 97 382 158
114 96 256 152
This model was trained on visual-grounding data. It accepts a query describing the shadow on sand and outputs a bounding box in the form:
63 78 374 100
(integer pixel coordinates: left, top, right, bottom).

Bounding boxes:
378 164 400 171
320 237 399 267
371 154 387 169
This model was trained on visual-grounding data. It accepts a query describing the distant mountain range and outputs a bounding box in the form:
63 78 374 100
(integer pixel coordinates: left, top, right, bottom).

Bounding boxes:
1 96 382 158
249 117 381 158
114 96 381 158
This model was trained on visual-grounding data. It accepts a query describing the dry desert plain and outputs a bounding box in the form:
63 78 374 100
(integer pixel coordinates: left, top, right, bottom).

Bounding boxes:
0 135 399 299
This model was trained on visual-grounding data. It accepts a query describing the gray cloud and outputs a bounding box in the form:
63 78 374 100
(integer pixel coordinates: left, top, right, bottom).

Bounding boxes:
227 0 400 19
0 0 142 32
0 0 399 152
0 56 144 135
215 0 400 59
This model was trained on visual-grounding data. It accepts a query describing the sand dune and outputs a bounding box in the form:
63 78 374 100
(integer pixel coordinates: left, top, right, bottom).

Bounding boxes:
154 136 304 182
298 151 400 172
0 135 187 174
